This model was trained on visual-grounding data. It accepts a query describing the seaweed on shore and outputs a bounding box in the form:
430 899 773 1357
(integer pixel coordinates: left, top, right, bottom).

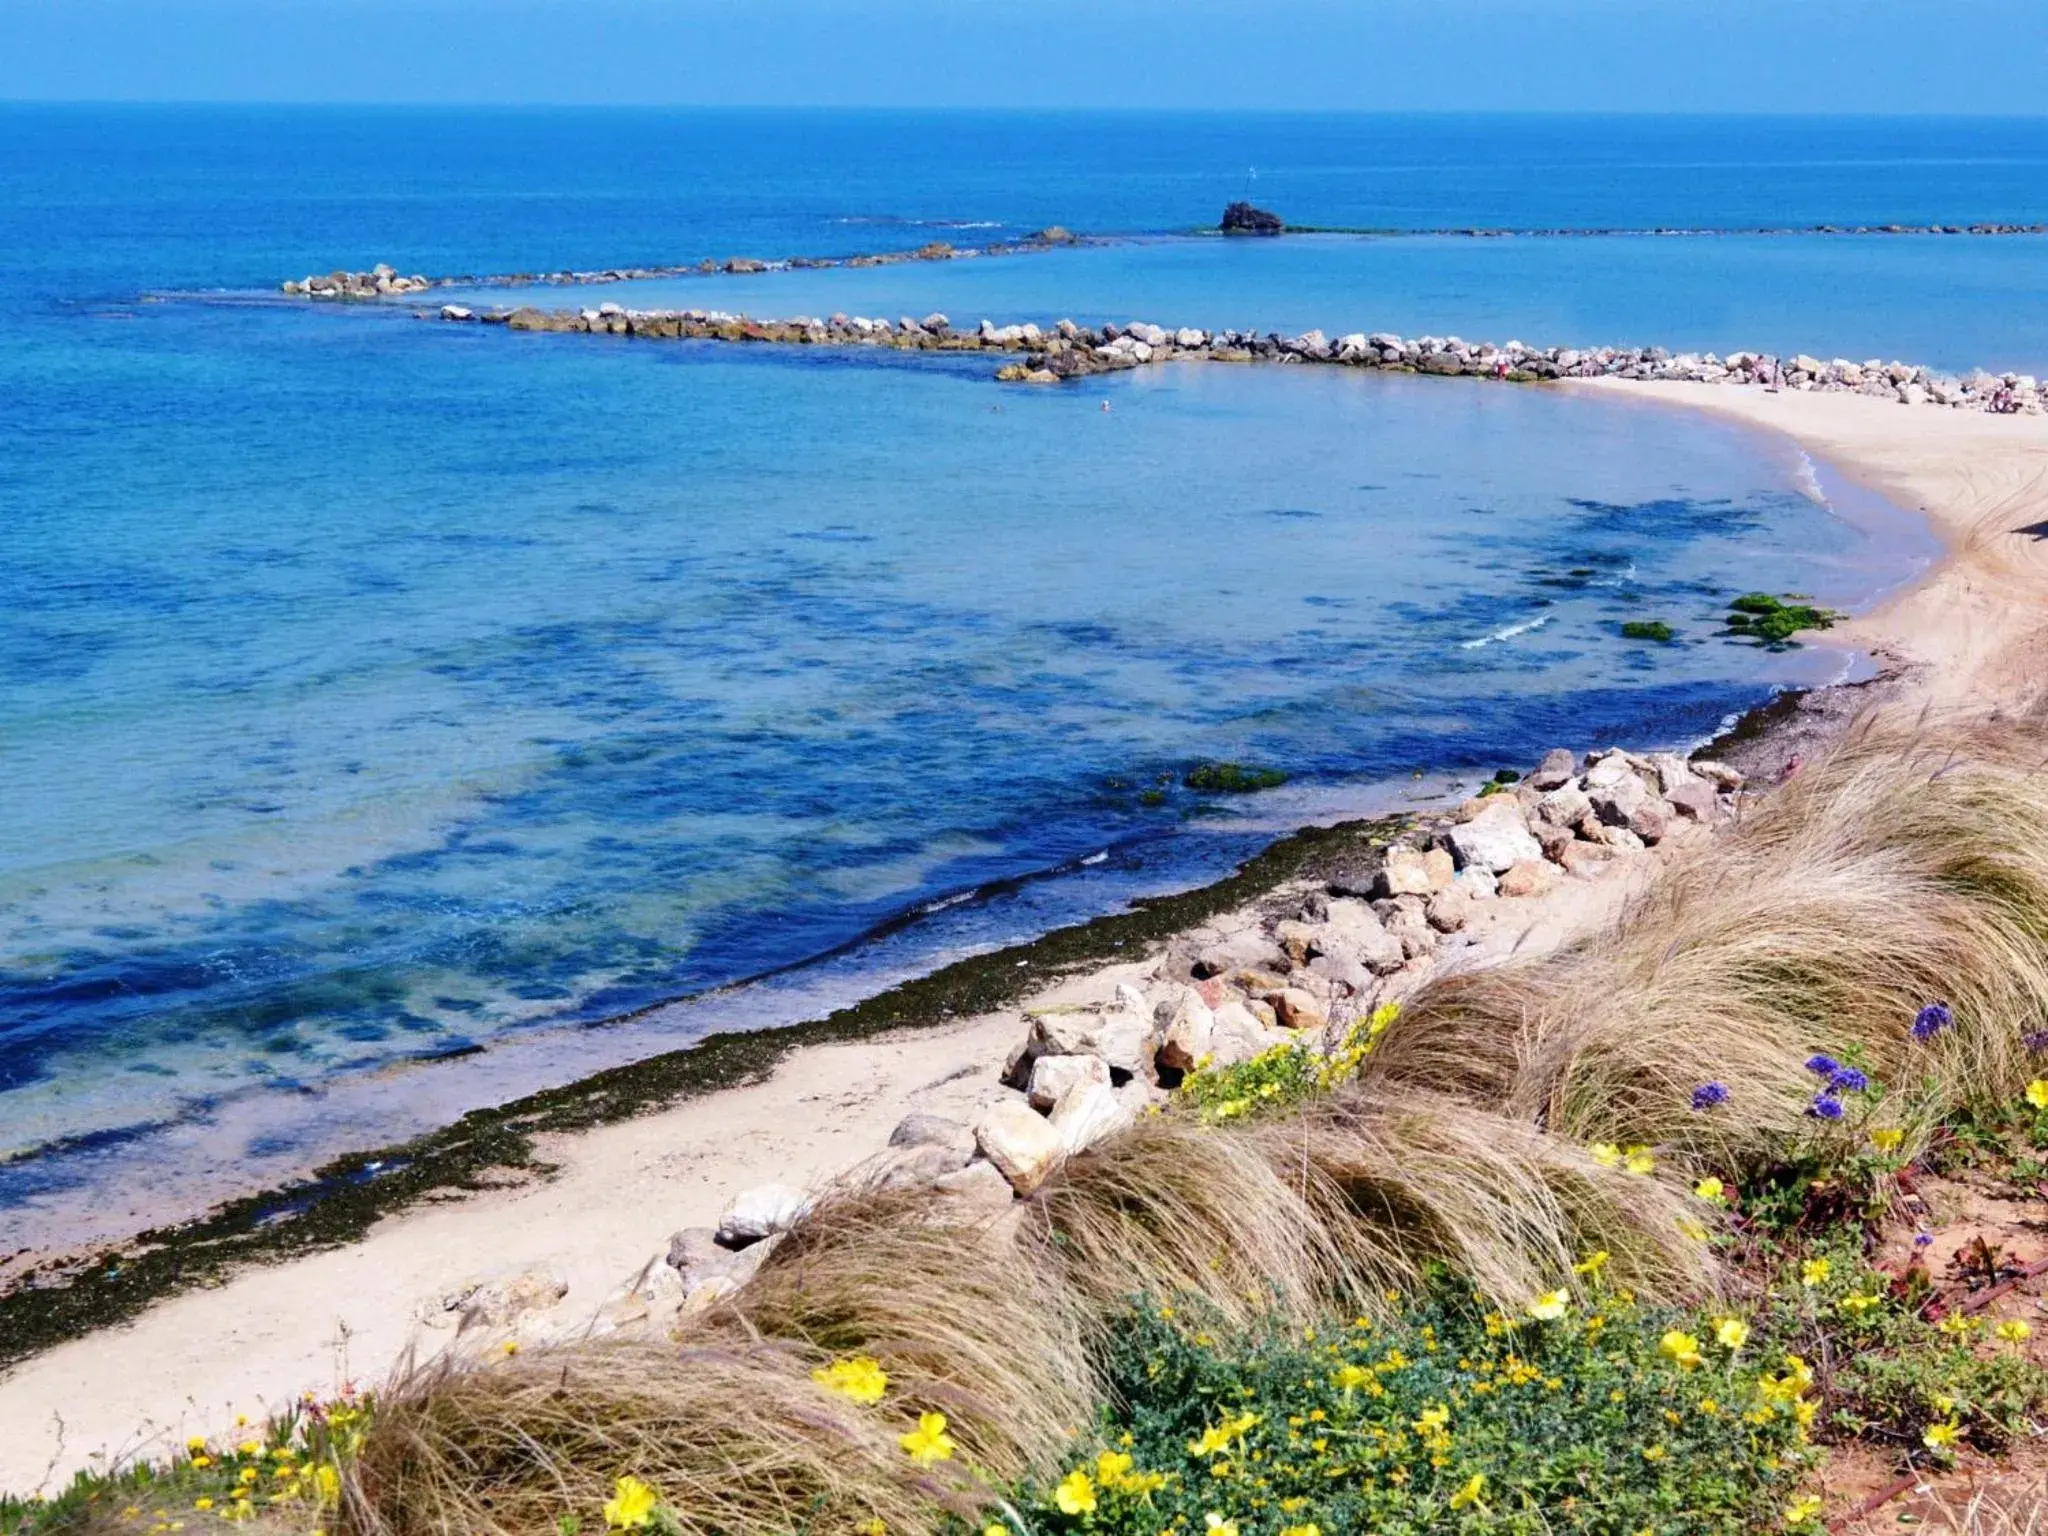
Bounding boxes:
1722 593 1843 649
0 813 1402 1372
1620 619 1678 643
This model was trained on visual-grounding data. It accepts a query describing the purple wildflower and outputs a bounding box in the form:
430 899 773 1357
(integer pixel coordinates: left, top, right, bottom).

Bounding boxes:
1828 1067 1870 1094
2025 1030 2048 1055
1912 1003 1953 1041
1807 1093 1846 1121
1690 1081 1729 1111
1804 1054 1843 1077
1914 1232 1935 1248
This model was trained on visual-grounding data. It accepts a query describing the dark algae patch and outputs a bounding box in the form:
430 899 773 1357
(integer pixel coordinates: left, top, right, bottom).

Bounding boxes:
1620 619 1677 643
1183 761 1289 793
1723 592 1844 649
0 813 1402 1371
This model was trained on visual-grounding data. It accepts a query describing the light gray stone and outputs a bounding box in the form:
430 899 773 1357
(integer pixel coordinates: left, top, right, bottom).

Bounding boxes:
929 1159 1017 1217
1447 798 1545 873
717 1183 811 1246
1049 1078 1132 1153
1027 1052 1112 1111
975 1097 1066 1194
1528 748 1577 790
889 1113 978 1162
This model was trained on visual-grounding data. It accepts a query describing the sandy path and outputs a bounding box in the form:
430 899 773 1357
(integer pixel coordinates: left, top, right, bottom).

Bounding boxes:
7 384 2048 1494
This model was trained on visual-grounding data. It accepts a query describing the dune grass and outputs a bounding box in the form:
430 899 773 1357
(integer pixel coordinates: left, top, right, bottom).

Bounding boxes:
19 710 2048 1536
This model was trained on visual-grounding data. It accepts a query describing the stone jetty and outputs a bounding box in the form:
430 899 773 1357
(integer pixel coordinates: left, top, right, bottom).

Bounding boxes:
278 230 1084 299
432 301 2046 414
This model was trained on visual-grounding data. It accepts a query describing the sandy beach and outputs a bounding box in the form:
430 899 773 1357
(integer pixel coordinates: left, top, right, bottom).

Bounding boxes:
6 381 2048 1496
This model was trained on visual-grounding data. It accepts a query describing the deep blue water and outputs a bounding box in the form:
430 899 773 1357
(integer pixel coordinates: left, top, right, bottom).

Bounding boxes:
0 107 2014 1240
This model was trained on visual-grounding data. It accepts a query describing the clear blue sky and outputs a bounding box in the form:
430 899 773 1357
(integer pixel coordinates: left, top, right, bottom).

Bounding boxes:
2 0 2044 110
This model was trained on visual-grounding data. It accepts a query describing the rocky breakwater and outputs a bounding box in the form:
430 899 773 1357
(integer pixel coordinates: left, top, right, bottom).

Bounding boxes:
277 230 1084 299
282 264 432 300
442 744 1745 1348
433 301 2046 414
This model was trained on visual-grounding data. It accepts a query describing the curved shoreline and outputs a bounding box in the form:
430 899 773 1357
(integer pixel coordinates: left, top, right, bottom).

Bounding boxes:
3 380 2045 1496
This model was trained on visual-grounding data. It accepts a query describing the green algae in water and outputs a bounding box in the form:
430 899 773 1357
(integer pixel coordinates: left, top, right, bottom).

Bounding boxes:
1620 619 1677 643
1184 762 1289 793
1723 593 1843 648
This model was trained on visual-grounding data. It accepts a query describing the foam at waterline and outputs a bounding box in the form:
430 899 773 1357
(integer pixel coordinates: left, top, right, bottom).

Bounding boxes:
1458 612 1554 650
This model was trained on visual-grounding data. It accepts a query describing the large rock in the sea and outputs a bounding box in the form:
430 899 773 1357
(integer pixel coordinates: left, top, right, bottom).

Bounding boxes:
1220 201 1284 235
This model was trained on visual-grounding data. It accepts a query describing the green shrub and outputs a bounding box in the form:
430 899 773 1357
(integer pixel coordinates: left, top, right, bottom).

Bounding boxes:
1018 1284 1815 1536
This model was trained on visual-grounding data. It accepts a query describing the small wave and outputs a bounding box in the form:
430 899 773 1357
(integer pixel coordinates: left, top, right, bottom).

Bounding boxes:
833 217 1005 230
1458 612 1552 649
918 890 977 915
1080 850 1109 866
1791 450 1828 506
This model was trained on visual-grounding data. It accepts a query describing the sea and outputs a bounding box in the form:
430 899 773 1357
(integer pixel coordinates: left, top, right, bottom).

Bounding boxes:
4 107 2039 1248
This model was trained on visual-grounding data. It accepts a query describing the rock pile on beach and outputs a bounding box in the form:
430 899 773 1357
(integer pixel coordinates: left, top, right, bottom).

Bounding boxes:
281 265 432 299
628 745 1743 1320
434 742 1750 1344
433 302 2044 413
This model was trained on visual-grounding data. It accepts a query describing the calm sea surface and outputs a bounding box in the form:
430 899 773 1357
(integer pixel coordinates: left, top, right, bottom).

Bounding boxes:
4 108 2028 1241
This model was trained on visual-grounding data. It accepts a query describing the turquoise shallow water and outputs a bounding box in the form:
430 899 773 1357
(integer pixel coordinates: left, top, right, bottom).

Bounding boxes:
0 107 2004 1242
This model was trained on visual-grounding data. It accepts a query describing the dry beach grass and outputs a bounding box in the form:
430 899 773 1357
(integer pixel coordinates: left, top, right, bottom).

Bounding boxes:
286 710 2048 1536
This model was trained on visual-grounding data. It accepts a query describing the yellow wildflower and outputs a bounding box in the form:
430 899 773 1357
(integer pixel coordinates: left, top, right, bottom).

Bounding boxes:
1923 1419 1962 1451
858 1521 885 1536
1793 1397 1819 1431
185 1437 207 1456
1714 1317 1751 1351
1189 1423 1234 1457
188 1457 212 1470
1995 1319 2033 1343
1676 1214 1710 1242
314 1466 340 1504
1694 1176 1725 1202
1783 1492 1824 1526
1938 1312 1981 1336
602 1476 660 1531
1449 1473 1486 1509
1870 1127 1904 1154
1624 1145 1656 1175
1204 1516 1240 1536
192 1500 213 1513
1573 1249 1610 1276
812 1355 890 1405
1527 1289 1569 1322
1414 1405 1450 1433
1800 1258 1831 1287
1838 1293 1883 1317
1641 1444 1667 1461
1054 1469 1097 1516
1658 1330 1704 1369
983 1526 1010 1536
1279 1526 1322 1536
1095 1450 1134 1489
1787 1354 1815 1391
899 1411 957 1467
2028 1080 2048 1111
1591 1142 1623 1168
